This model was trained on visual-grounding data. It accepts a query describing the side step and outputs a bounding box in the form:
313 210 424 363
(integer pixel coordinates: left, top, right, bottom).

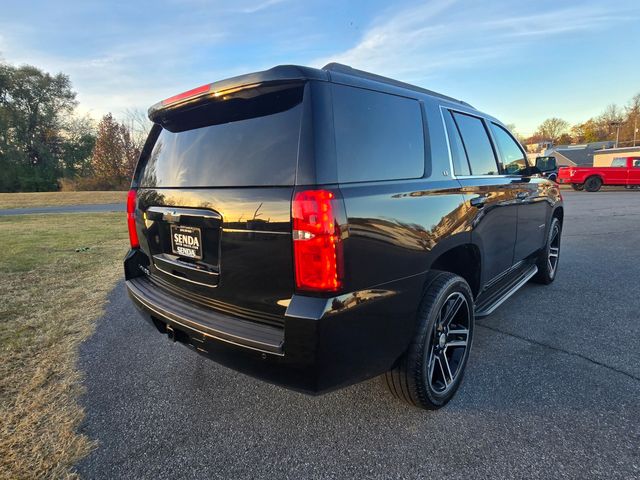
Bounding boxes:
475 264 538 318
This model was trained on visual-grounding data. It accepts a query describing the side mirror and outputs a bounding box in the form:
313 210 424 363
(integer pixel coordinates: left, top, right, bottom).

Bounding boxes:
535 157 557 172
526 166 542 176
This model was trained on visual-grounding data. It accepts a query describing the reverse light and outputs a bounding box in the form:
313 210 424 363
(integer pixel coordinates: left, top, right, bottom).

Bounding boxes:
127 189 140 249
292 190 344 292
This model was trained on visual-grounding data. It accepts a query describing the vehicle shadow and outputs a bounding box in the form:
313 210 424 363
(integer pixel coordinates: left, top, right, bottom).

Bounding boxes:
76 281 639 479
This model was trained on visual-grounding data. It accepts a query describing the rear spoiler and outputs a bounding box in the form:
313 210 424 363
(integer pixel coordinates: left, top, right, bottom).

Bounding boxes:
148 65 327 122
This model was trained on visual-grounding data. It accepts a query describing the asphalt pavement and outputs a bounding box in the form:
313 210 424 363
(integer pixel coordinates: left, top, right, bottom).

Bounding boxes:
0 203 124 215
76 190 640 479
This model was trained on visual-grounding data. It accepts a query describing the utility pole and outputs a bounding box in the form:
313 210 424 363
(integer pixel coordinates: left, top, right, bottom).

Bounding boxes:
609 120 622 148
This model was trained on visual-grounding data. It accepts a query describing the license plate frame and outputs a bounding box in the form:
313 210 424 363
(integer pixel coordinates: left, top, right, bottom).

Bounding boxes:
170 225 203 260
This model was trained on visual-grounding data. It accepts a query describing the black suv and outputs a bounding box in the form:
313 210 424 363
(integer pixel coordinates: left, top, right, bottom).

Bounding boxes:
125 63 563 409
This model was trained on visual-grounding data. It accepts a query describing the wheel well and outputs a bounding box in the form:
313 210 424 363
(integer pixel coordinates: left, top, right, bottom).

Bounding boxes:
430 244 481 298
553 206 564 225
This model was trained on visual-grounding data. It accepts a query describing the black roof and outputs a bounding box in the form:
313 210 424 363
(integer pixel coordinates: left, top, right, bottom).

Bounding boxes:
149 63 472 119
323 63 473 107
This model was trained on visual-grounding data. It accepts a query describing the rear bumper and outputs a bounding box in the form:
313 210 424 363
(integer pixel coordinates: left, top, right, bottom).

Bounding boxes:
125 255 423 394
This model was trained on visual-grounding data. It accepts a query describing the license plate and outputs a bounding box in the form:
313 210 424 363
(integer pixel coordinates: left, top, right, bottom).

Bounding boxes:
170 225 203 260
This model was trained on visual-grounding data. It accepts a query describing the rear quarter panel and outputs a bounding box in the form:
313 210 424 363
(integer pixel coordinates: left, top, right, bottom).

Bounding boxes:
340 179 472 292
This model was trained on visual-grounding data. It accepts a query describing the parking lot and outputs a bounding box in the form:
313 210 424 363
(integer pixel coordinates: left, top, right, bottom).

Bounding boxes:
76 190 640 479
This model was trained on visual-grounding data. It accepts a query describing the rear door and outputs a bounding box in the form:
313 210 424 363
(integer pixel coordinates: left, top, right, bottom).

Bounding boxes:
444 109 519 285
133 83 306 321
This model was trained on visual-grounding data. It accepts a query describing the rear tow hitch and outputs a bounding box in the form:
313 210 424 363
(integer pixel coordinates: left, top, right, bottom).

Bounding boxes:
166 325 176 342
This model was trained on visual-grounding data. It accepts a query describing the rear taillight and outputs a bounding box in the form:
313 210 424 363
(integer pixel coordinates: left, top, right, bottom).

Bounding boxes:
127 189 139 249
292 190 344 292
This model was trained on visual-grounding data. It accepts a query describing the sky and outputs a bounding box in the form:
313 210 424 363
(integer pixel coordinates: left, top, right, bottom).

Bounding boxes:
1 0 639 136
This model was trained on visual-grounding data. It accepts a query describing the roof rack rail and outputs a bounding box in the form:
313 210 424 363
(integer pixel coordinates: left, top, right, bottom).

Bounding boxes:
322 63 474 108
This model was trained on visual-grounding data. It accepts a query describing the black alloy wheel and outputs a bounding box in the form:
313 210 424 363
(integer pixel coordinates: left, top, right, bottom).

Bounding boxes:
385 272 474 410
533 216 562 284
427 291 471 394
547 222 560 279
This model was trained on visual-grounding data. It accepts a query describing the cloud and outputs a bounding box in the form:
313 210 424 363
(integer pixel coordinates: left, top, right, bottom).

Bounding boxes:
0 19 231 119
2 0 638 128
484 6 633 37
238 0 288 14
313 1 639 83
313 0 457 75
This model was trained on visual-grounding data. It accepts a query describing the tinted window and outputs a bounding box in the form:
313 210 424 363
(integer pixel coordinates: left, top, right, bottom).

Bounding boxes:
535 156 556 171
139 86 303 187
332 84 425 183
443 111 470 176
490 123 528 175
452 112 499 175
611 157 627 167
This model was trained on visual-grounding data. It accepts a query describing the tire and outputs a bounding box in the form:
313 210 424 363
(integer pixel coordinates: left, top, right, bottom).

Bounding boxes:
571 183 584 191
385 271 474 410
532 216 562 284
584 176 602 192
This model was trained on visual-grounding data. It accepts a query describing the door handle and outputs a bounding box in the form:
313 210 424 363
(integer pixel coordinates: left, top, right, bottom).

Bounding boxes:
516 191 530 200
470 195 488 208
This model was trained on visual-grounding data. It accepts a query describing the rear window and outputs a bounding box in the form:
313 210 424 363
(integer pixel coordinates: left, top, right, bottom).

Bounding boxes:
332 84 425 183
138 85 304 187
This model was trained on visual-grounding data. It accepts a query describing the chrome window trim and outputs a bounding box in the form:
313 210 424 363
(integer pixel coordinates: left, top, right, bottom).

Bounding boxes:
438 105 458 180
438 104 506 180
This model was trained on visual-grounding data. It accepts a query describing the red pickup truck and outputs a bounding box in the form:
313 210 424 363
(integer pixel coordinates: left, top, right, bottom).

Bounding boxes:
558 156 640 191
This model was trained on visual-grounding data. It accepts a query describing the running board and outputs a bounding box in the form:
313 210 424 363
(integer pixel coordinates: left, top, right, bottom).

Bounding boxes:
475 264 538 318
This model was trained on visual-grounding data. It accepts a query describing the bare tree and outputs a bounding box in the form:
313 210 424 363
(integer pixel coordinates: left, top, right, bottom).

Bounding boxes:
505 123 526 144
535 118 570 144
124 108 152 150
622 94 640 146
600 104 624 124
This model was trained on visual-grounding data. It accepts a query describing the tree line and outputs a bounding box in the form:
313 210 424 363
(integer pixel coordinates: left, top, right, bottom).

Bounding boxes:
1 60 639 192
521 94 640 147
0 62 148 192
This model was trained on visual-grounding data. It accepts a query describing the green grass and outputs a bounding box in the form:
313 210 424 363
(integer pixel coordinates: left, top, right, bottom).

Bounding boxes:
0 191 126 209
0 213 128 479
